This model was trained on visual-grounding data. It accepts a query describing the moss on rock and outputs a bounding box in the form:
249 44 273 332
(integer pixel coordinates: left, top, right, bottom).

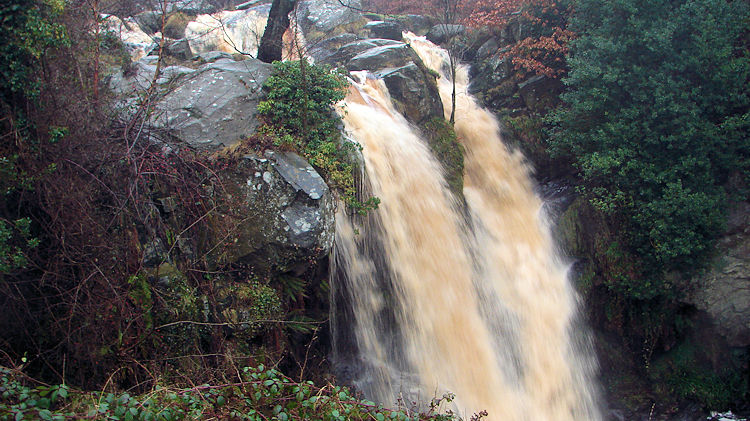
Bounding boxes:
215 278 283 338
421 118 464 200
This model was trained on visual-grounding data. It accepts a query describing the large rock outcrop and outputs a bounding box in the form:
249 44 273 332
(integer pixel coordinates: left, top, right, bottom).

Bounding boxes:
312 38 396 65
374 62 443 126
687 202 750 347
185 6 270 56
101 14 158 61
319 39 444 126
426 24 465 44
104 0 446 291
108 57 197 99
296 0 367 44
152 58 272 150
364 20 403 41
110 55 270 151
216 150 335 274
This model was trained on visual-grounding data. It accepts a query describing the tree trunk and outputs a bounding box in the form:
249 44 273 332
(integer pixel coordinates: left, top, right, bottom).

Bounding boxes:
449 54 457 125
257 0 296 63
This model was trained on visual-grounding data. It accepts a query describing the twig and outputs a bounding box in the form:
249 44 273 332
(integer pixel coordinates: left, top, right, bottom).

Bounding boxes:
155 318 326 330
298 326 319 382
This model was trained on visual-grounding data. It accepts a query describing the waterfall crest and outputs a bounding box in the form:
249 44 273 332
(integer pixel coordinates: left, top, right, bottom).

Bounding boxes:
331 37 601 421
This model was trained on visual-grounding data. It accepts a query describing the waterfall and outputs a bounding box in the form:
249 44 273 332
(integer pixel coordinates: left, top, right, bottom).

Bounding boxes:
331 36 601 421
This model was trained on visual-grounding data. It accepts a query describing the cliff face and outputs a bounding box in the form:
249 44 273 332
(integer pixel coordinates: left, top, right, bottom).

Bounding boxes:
687 202 750 348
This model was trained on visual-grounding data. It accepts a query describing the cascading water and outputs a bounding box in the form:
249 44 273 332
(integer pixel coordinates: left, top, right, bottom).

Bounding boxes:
331 36 601 420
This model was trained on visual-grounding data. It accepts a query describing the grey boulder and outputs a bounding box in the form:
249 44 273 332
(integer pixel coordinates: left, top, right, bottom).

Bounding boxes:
364 21 403 41
217 151 335 274
317 38 399 67
376 63 443 126
165 38 194 60
296 0 366 43
133 11 163 35
152 58 272 151
426 24 465 44
343 41 444 125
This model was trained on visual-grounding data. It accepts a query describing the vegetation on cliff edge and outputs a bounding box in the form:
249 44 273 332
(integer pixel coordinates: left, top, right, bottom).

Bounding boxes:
256 60 380 214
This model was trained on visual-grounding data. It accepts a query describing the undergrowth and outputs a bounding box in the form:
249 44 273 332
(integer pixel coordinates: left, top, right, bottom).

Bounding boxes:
0 365 461 420
0 0 328 391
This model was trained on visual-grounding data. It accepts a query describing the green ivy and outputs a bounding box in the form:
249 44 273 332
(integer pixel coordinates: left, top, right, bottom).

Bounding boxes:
257 60 379 214
422 118 464 198
0 0 67 104
0 218 38 274
0 365 460 420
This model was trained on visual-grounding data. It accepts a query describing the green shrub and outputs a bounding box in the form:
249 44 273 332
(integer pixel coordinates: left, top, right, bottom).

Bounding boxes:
549 0 750 296
0 218 39 274
0 0 67 104
257 60 379 214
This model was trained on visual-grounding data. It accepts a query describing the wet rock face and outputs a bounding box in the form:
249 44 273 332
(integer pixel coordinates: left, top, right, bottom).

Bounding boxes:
164 38 193 60
426 24 465 44
687 202 750 347
152 58 272 151
314 38 398 66
110 57 270 151
394 14 433 36
345 42 413 70
353 44 443 125
376 63 443 126
108 60 159 98
296 0 366 43
318 39 443 126
101 14 158 61
364 21 403 41
272 152 331 247
185 6 270 56
132 11 162 35
293 3 443 126
219 151 335 274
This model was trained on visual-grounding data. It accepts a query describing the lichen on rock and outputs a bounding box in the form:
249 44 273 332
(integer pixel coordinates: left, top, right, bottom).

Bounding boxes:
209 150 335 275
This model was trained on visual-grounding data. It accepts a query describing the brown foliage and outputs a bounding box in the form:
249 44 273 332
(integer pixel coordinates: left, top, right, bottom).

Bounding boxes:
362 0 574 79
